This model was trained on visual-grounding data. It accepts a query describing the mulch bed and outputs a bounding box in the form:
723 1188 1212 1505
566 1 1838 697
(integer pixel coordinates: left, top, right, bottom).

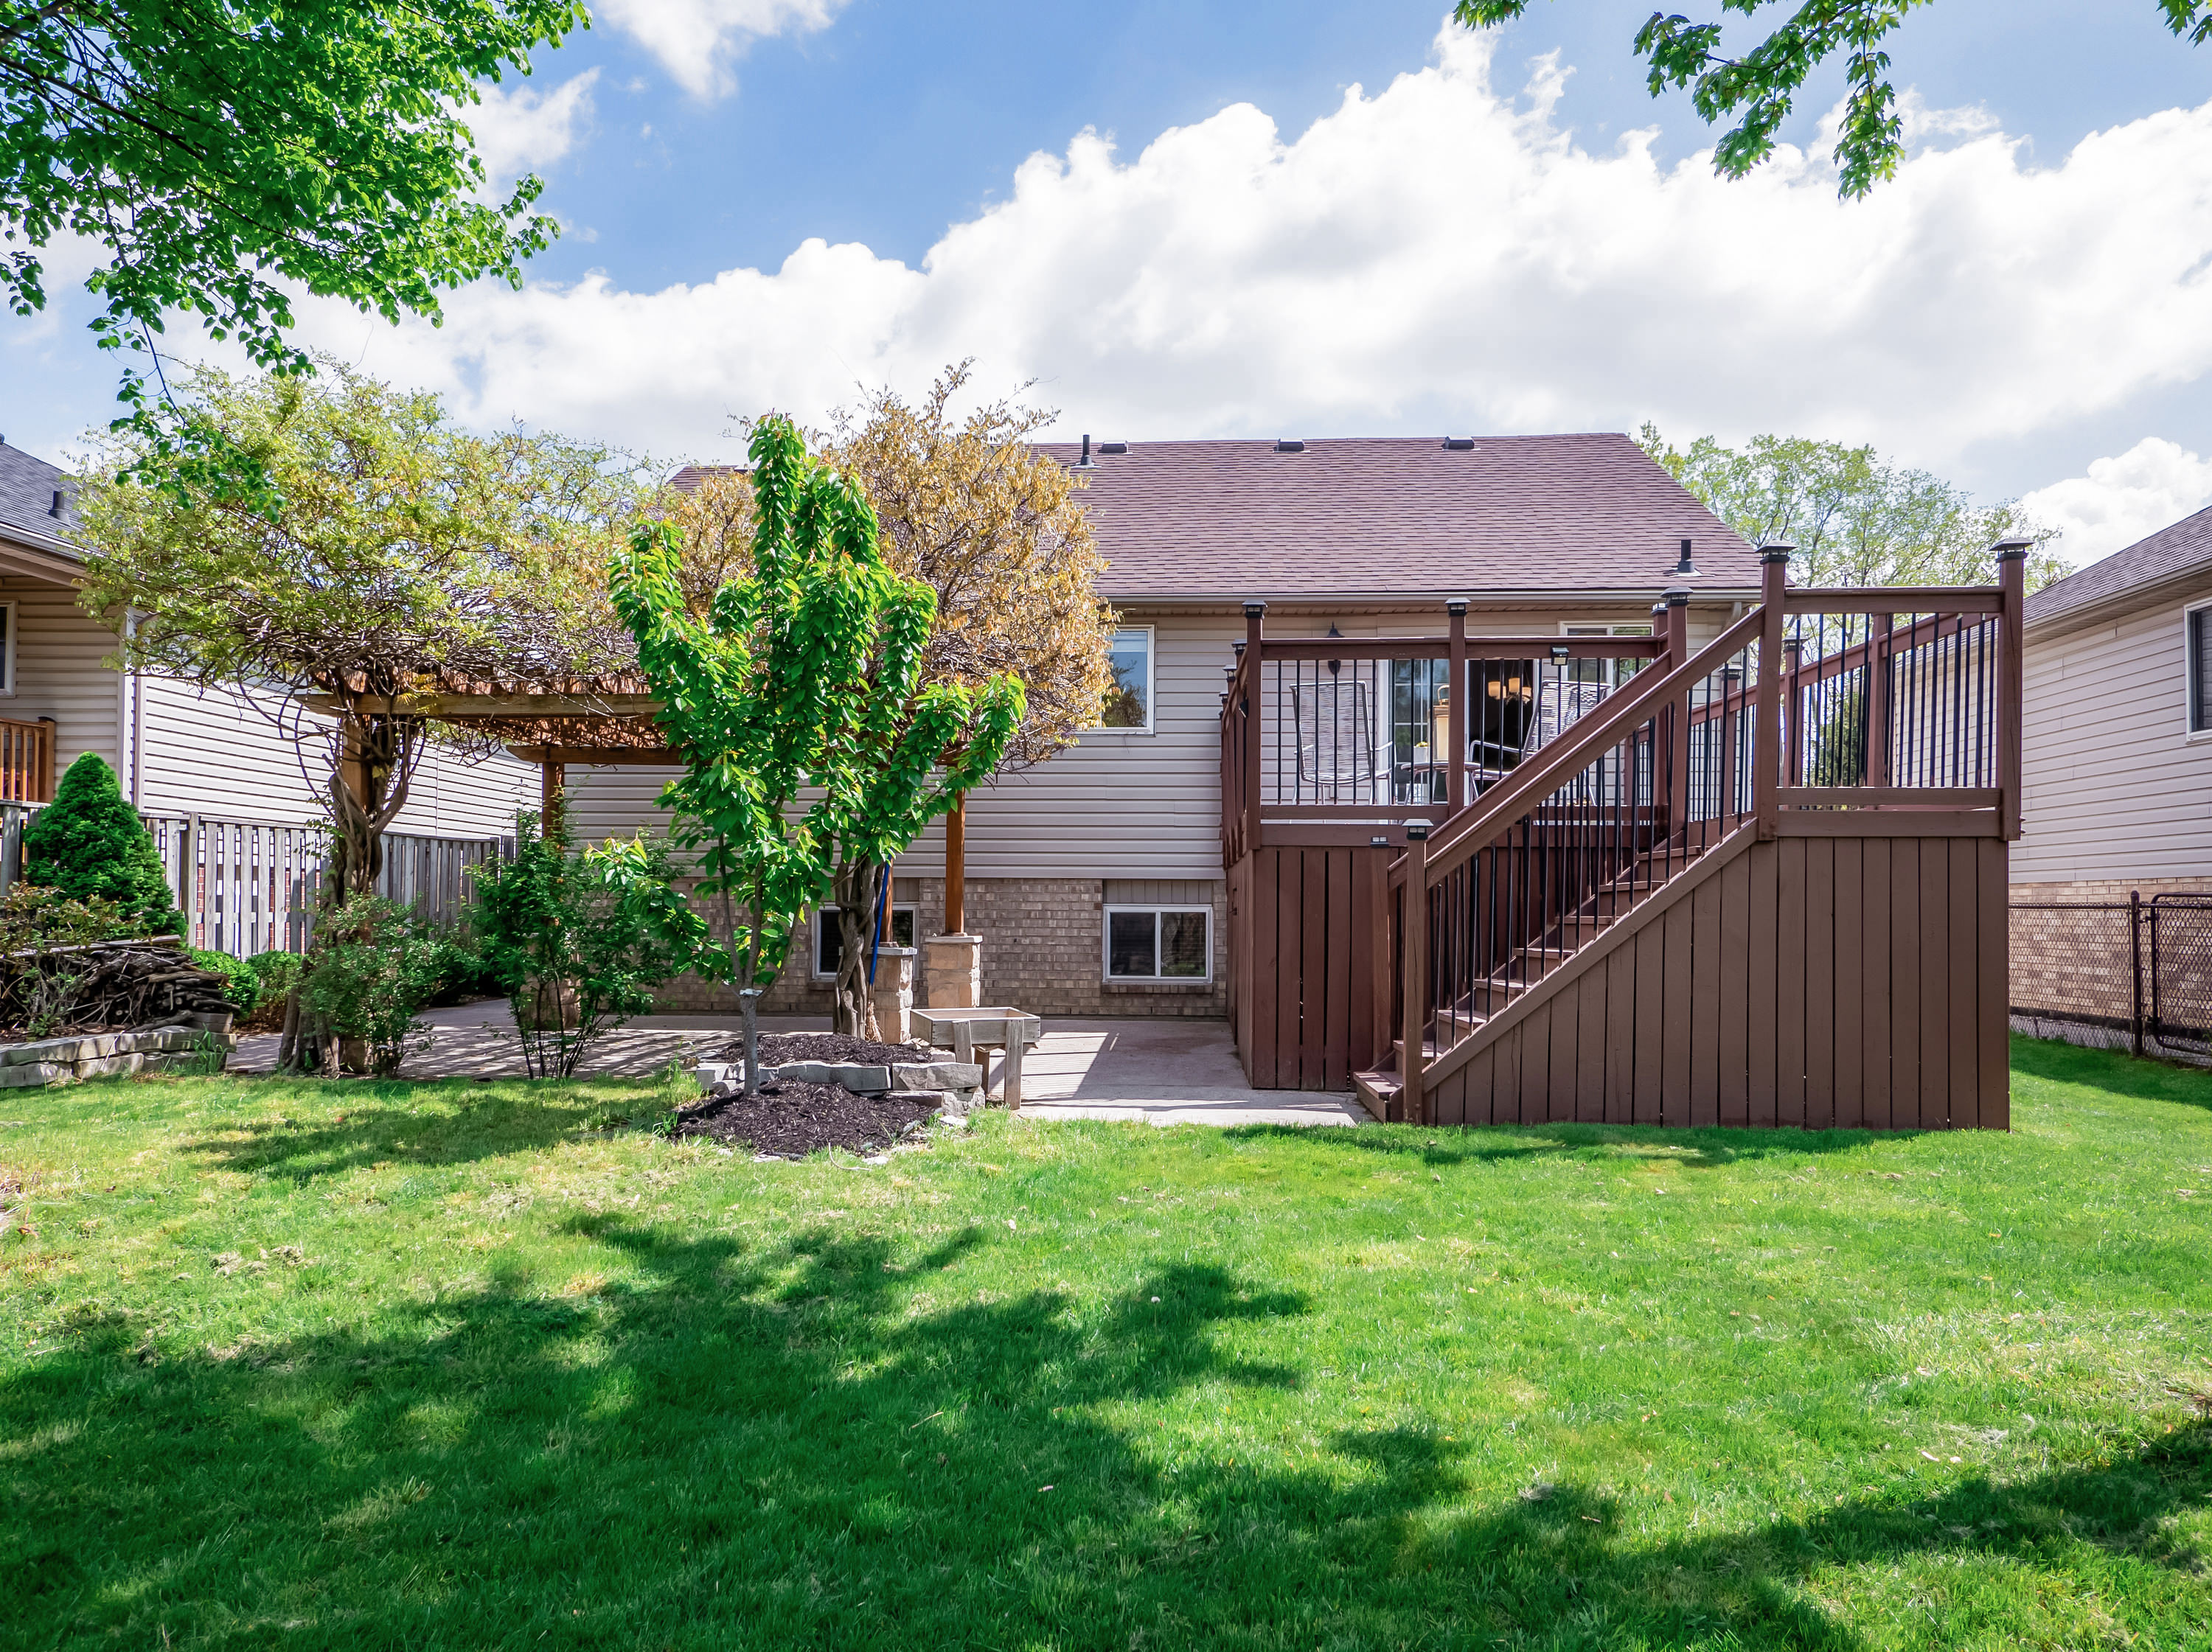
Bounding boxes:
675 1077 943 1159
703 1031 936 1067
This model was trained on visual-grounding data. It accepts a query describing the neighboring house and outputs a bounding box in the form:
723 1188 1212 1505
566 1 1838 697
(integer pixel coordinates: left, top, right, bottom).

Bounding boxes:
0 436 535 944
2014 506 2212 899
2010 508 2212 1044
571 434 1769 1019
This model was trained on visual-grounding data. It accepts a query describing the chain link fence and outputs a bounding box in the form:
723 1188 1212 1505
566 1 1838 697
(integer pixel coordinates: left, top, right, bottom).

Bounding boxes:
2011 893 2212 1064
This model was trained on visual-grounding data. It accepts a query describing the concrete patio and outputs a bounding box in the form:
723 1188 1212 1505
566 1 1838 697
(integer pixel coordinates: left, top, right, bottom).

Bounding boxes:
232 1006 1367 1126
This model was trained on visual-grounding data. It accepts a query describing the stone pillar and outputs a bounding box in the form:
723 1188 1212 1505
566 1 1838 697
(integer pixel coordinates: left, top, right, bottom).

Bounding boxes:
869 945 917 1043
924 933 981 1009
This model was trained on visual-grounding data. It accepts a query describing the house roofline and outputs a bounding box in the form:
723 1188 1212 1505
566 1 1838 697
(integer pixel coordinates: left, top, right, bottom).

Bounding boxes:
0 520 85 585
2025 560 2212 642
1099 584 1759 610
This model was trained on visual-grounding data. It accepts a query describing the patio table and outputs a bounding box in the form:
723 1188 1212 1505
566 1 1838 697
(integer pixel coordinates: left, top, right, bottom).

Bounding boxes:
910 1006 1043 1106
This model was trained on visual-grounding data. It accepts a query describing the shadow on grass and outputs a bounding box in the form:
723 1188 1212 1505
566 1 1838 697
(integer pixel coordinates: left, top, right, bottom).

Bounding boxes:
175 1076 661 1182
5 1218 2206 1649
2010 1032 2212 1113
1227 1118 1912 1170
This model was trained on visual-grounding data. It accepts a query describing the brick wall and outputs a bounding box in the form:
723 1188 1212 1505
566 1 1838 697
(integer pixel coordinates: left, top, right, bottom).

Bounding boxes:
650 876 1228 1020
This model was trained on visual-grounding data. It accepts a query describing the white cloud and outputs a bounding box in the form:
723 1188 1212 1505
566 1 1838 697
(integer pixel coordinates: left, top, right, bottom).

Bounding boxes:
462 69 599 189
595 0 844 99
2020 438 2212 566
296 26 2212 477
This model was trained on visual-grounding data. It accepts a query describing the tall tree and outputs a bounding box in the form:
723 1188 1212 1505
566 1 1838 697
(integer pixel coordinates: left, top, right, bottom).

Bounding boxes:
602 414 1023 1073
1638 424 2067 590
72 359 651 904
662 365 1116 1024
1454 2 2212 198
1 0 580 415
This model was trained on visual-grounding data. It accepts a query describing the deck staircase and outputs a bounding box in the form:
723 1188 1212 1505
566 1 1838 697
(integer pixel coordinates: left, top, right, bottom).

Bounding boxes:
1353 833 1728 1120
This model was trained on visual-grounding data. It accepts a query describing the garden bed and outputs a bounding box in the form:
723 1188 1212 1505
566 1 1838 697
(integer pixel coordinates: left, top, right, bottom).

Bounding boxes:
674 1075 945 1158
711 1031 936 1067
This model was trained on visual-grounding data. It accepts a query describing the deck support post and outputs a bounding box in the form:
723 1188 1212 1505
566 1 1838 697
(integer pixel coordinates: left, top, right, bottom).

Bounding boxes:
1401 819 1430 1125
1994 540 2030 841
1446 599 1468 818
1754 548 1791 840
1242 602 1266 853
1663 588 1691 843
539 756 564 840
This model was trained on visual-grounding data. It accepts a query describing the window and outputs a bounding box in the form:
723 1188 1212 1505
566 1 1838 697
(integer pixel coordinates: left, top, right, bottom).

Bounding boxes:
1562 621 1655 686
1104 906 1211 981
0 602 15 694
1096 626 1152 731
813 904 917 978
2191 603 2212 734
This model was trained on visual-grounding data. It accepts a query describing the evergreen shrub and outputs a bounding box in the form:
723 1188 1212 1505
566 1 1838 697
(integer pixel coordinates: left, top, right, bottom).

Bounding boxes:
21 753 183 935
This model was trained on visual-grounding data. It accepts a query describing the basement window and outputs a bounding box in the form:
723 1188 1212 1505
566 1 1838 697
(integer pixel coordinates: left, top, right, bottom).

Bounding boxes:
813 905 917 979
1104 906 1211 982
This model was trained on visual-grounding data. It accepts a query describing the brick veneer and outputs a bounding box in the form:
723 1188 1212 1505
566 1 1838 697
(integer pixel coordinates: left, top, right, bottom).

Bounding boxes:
2008 876 2212 1025
650 876 1228 1020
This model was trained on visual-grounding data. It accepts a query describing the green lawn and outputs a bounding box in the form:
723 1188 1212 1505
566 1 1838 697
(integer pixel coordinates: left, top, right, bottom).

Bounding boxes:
2 1038 2209 1651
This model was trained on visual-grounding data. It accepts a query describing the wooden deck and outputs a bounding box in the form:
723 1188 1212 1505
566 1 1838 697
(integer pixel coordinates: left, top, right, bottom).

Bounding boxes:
1222 545 2029 1129
0 715 55 804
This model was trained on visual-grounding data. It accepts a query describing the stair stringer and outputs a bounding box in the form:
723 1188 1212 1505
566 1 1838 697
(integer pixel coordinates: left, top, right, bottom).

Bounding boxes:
1418 821 1759 1124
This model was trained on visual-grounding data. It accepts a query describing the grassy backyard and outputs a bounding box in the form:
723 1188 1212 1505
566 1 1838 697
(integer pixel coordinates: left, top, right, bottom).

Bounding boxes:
2 1037 2208 1651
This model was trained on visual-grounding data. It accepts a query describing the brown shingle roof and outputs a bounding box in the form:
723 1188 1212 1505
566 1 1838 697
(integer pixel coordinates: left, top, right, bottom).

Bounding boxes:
2024 503 2212 630
668 433 1759 601
1041 434 1758 600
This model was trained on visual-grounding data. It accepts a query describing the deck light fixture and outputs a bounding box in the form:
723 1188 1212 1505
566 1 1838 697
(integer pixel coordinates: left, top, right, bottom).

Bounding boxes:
1674 537 1700 576
1325 621 1343 677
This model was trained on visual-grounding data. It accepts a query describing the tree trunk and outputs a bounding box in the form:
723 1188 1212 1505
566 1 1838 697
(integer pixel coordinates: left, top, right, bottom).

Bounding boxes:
830 858 880 1039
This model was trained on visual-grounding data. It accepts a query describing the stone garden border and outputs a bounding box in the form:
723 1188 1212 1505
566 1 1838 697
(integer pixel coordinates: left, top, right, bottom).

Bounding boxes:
0 1024 237 1088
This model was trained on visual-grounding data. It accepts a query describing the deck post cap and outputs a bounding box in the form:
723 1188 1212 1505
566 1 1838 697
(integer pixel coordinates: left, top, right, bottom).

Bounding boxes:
1992 539 2032 560
1663 586 1692 607
1242 599 1268 618
1444 597 1469 616
1405 819 1433 840
1759 543 1795 562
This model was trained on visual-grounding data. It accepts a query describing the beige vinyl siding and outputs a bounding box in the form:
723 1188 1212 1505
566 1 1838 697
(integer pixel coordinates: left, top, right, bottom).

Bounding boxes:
136 676 533 832
2016 587 2212 884
557 603 1717 881
0 574 121 775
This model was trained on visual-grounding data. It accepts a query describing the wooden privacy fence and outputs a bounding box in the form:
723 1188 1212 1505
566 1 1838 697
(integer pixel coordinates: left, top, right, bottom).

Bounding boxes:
1222 543 2029 1128
142 817 513 958
0 807 510 958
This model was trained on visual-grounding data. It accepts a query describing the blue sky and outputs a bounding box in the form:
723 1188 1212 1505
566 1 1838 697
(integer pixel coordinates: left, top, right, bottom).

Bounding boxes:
8 1 2212 560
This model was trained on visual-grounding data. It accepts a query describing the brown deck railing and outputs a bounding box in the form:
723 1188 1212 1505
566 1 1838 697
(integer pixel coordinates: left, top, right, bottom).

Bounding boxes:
1222 543 2030 1118
0 716 55 804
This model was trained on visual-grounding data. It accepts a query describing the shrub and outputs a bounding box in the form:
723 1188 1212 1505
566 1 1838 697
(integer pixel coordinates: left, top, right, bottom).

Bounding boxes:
187 948 261 1017
246 949 304 1003
472 814 688 1078
21 753 183 935
299 899 445 1076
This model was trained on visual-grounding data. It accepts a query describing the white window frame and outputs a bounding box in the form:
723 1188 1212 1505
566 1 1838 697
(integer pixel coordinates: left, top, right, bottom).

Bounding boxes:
2186 599 2212 742
811 903 918 979
1091 624 1155 734
1102 904 1212 983
0 600 17 696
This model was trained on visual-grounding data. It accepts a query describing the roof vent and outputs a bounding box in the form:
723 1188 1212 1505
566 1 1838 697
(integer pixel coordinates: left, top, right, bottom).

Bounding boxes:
1673 537 1700 577
1097 440 1129 456
1441 436 1475 451
49 489 63 518
1273 439 1305 453
1075 433 1093 469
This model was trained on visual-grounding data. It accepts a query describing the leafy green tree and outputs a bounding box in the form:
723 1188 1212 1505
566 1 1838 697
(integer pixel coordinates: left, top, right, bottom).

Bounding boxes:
470 812 691 1079
1454 2 2212 198
73 360 653 907
298 896 445 1076
1638 425 2066 590
600 414 1023 1087
1 0 581 415
21 751 182 935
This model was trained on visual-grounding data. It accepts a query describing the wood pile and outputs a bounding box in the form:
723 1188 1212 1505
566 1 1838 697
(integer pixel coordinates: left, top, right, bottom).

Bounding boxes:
0 935 238 1039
